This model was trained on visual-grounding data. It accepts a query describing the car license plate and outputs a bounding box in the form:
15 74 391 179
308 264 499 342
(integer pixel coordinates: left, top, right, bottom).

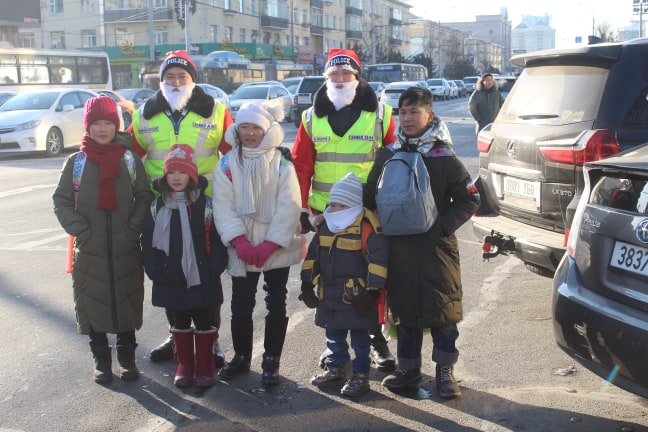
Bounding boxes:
297 95 310 104
503 176 540 210
609 240 648 277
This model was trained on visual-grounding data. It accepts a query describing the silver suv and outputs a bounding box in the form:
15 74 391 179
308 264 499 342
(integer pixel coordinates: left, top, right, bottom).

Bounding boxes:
291 75 326 127
473 39 648 277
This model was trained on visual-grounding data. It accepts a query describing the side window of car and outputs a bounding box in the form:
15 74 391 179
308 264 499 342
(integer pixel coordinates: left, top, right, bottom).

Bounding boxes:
59 93 78 110
78 92 94 108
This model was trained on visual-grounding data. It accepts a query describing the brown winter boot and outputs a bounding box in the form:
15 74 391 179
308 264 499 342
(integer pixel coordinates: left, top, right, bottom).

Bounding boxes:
194 328 218 388
116 344 140 381
171 328 195 387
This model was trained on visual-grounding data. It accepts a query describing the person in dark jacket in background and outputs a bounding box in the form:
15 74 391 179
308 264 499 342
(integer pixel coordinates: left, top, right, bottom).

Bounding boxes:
468 73 504 133
53 96 153 384
364 87 480 399
141 144 228 389
301 173 389 398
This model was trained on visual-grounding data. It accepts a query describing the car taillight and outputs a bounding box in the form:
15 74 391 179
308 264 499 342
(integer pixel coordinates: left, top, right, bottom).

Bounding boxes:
292 95 297 107
539 129 621 166
477 128 493 153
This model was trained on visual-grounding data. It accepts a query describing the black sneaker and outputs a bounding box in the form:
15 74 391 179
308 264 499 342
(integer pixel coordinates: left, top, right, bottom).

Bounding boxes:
341 373 369 398
381 368 422 389
436 365 461 399
311 365 347 388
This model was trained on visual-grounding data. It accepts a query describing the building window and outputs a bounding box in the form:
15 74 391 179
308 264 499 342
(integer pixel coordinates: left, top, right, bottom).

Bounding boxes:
251 0 256 14
302 10 307 24
251 30 258 43
210 25 218 42
274 33 280 44
16 32 35 48
224 0 231 10
293 7 298 23
153 0 168 6
224 26 233 41
311 7 322 27
333 16 336 29
81 29 96 48
263 32 270 44
115 28 134 46
154 27 168 45
51 31 65 48
303 36 310 46
81 0 94 13
285 35 290 46
49 0 63 14
239 28 246 43
239 0 244 13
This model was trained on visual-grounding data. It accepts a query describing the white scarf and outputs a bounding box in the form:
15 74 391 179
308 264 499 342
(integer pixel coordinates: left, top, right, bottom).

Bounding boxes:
323 205 363 233
152 191 201 288
238 143 277 224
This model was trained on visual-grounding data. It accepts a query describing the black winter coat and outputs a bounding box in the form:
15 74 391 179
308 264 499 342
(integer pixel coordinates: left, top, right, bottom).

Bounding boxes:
141 177 227 310
364 119 480 329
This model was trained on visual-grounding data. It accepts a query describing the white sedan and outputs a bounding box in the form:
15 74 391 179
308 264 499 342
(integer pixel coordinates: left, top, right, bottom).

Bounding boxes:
0 88 101 157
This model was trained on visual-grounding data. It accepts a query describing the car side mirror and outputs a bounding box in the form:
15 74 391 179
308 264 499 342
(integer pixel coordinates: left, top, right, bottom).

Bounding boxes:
62 104 75 112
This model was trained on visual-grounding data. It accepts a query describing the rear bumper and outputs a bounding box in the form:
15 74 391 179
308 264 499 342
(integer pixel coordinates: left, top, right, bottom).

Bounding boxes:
472 213 565 271
552 256 648 398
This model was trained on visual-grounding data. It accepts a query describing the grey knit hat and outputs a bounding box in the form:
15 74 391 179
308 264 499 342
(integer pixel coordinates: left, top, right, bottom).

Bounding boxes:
329 173 362 208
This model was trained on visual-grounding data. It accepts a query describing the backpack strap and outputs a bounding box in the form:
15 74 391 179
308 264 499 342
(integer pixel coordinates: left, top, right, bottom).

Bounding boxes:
73 150 137 208
304 108 314 137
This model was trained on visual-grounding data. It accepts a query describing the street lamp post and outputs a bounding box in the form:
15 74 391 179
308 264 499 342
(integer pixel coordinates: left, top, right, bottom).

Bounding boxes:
371 0 376 64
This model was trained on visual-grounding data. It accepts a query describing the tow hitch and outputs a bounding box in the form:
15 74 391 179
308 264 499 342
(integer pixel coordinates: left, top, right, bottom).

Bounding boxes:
481 231 516 261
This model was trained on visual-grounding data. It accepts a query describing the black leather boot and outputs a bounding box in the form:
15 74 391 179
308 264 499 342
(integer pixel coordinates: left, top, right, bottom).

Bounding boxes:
150 308 175 362
261 316 288 386
261 355 281 386
218 354 251 380
369 332 396 372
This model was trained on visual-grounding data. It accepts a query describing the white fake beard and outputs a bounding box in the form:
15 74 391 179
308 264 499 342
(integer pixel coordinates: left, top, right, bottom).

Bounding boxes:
326 80 359 111
161 82 195 112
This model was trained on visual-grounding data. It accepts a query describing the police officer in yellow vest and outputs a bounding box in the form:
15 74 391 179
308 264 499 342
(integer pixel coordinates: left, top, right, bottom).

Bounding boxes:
128 50 233 367
291 48 398 372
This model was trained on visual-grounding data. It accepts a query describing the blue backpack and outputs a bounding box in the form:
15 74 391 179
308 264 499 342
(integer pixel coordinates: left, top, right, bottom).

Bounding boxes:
375 150 438 236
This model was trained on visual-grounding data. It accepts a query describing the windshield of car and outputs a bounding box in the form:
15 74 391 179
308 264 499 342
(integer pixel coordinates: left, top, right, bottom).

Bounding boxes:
0 91 58 111
497 65 607 125
116 89 139 99
231 86 269 99
427 79 442 86
298 78 325 94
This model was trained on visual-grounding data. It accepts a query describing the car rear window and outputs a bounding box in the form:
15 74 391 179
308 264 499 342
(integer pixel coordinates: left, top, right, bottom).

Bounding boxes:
497 65 607 125
299 79 325 93
590 175 648 213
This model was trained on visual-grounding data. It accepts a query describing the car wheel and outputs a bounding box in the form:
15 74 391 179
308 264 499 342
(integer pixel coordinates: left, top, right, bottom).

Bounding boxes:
524 262 555 278
123 112 132 129
46 128 63 157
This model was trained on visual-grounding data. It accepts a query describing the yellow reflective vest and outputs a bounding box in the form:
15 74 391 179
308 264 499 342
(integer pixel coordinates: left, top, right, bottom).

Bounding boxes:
132 103 227 196
303 104 392 212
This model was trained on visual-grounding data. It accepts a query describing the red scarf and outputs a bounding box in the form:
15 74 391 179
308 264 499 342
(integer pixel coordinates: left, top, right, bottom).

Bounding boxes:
80 135 126 210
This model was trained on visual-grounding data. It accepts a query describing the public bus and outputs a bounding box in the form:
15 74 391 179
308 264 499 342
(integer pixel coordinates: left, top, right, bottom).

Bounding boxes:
362 63 428 83
139 56 312 94
0 48 113 91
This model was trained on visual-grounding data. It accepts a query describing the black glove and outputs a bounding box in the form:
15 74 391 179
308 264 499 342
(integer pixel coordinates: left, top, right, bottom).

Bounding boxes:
298 282 319 308
351 291 376 316
300 212 315 234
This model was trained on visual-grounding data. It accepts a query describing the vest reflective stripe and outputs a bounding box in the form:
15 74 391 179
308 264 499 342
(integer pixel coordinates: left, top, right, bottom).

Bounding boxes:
304 104 391 211
133 104 225 196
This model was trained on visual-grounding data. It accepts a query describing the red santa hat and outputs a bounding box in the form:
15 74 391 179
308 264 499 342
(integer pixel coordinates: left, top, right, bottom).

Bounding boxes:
159 50 197 82
164 144 198 184
324 48 362 77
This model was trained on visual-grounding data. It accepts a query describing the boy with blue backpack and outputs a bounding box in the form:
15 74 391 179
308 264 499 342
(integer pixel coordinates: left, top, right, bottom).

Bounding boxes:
363 87 480 399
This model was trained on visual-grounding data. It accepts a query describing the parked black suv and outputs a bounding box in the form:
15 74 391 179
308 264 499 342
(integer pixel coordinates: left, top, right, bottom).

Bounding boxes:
291 75 326 127
473 38 648 277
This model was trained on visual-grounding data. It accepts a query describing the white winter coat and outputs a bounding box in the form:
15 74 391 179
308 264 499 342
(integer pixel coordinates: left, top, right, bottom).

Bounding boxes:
212 122 304 277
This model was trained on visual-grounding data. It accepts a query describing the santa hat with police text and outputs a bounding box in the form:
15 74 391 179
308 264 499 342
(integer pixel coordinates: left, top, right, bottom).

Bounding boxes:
83 95 120 132
324 48 362 77
159 50 197 82
164 144 198 184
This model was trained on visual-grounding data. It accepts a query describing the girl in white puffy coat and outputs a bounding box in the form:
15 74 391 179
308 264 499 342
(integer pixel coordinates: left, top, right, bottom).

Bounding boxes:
212 102 303 387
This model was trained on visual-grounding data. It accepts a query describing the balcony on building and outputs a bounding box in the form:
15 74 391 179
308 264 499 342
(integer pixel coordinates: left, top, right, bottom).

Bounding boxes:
389 17 402 26
261 15 289 29
103 7 173 23
311 25 324 36
346 30 362 40
346 6 362 16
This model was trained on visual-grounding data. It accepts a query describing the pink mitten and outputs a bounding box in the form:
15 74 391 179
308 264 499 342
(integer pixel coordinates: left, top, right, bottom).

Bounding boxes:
231 235 257 264
254 241 280 267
